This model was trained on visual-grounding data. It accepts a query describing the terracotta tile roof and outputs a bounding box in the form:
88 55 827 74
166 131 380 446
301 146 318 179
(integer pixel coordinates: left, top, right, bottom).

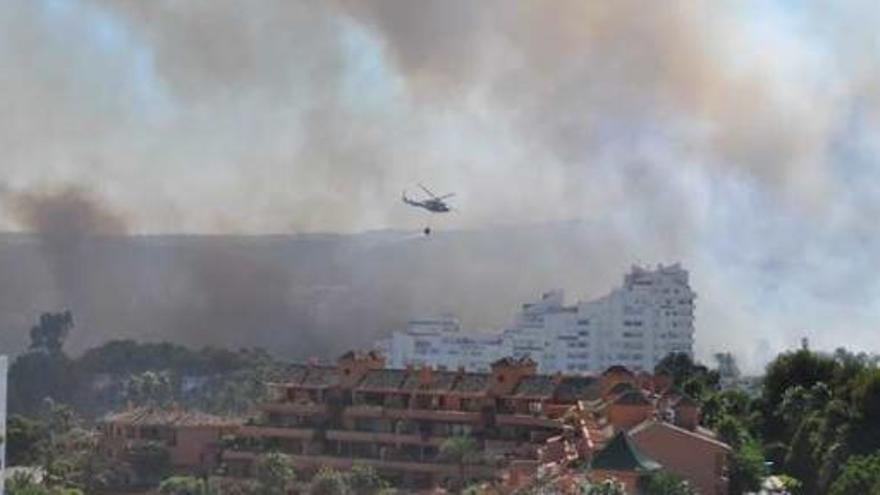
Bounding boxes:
401 371 459 392
630 419 731 451
591 431 661 472
268 364 309 384
358 369 409 390
555 376 601 403
602 365 634 377
613 390 652 406
453 373 490 393
301 366 338 387
103 407 239 428
512 375 557 398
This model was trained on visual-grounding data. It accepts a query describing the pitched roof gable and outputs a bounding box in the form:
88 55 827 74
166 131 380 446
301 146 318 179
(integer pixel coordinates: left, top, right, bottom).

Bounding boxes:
555 376 601 403
629 419 731 451
512 375 558 398
591 431 661 471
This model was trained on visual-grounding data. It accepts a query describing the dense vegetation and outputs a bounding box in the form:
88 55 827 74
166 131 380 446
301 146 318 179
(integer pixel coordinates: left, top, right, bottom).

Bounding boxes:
8 312 282 418
656 348 880 495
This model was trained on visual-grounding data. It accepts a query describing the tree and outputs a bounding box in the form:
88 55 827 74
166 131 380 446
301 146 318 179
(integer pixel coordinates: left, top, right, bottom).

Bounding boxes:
440 435 481 491
728 438 766 495
128 441 171 487
254 452 296 495
654 353 719 401
585 479 626 495
123 370 175 407
309 468 350 495
6 470 85 495
7 415 45 466
348 463 387 495
761 350 838 442
30 311 74 356
159 476 206 495
9 313 78 414
207 477 262 495
829 453 880 495
640 470 695 495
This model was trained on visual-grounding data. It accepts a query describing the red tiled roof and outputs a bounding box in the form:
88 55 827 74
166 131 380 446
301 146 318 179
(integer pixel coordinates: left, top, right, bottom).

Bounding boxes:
102 407 240 428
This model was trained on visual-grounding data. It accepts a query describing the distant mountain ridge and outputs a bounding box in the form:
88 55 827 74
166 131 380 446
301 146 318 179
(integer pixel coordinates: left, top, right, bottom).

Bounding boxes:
0 223 641 359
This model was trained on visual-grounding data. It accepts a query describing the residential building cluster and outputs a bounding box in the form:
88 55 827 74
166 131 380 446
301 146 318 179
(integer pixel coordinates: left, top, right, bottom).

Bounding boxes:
98 351 730 493
379 263 696 373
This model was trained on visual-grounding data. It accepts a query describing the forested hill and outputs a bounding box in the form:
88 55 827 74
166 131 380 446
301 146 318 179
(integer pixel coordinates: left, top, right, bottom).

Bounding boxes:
0 223 640 360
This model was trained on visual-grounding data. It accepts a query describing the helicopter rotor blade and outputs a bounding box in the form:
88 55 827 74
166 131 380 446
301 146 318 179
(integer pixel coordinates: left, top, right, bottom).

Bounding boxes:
436 193 456 200
417 183 438 199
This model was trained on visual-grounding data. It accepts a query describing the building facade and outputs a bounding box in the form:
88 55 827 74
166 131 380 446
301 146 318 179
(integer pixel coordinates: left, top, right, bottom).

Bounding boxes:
222 352 594 489
378 316 511 372
382 263 696 373
99 407 240 477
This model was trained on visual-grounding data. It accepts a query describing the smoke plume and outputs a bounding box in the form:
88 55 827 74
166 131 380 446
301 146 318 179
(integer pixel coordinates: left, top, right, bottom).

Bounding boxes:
2 1 880 369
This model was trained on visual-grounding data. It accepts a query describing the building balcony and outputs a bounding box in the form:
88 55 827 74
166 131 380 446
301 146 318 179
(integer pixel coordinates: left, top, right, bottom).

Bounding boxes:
343 404 385 418
344 405 481 423
259 402 328 416
283 454 496 477
325 429 444 447
496 414 563 429
401 408 481 423
237 425 316 440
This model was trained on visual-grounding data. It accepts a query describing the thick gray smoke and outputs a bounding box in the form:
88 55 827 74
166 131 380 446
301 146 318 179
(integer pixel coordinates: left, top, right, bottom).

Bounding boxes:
2 1 880 370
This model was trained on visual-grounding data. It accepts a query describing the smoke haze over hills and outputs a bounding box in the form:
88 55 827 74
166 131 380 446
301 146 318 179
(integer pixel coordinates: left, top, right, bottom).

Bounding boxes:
3 1 880 371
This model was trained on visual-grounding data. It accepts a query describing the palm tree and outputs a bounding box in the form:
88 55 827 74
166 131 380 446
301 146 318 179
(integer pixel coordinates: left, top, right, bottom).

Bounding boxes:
440 435 480 492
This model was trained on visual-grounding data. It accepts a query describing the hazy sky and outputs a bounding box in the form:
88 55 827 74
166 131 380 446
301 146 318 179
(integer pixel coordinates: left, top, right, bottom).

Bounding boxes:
3 1 880 369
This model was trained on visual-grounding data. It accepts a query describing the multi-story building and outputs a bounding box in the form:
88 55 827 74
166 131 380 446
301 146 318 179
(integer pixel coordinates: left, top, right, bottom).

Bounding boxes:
382 263 696 373
95 351 729 494
378 316 511 372
99 407 240 476
222 351 595 489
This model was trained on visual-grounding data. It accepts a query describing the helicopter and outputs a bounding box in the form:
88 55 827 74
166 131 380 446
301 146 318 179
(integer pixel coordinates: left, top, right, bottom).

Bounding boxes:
402 184 454 236
402 184 455 213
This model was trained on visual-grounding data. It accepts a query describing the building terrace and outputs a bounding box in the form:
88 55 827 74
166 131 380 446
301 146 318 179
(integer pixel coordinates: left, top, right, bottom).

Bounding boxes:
224 353 597 488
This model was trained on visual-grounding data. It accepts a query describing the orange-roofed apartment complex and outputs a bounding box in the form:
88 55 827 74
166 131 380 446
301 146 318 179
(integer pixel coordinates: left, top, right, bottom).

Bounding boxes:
96 355 730 494
223 353 598 489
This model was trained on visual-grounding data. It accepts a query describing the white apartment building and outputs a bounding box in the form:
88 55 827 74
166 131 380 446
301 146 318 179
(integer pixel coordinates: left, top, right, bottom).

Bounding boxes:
377 316 510 372
380 263 696 373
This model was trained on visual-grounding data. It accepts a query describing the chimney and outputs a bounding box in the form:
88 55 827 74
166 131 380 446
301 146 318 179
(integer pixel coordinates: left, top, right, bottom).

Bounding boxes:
418 365 433 386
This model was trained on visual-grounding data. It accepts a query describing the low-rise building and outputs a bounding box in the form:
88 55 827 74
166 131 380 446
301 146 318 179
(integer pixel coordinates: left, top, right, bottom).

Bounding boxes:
99 406 240 476
629 420 732 495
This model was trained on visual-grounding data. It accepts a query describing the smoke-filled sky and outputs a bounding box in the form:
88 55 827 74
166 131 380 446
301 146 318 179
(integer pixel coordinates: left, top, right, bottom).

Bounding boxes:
3 1 880 370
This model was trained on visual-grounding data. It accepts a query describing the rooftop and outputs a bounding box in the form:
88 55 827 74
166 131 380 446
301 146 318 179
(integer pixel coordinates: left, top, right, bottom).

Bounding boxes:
590 431 661 472
512 375 557 398
629 419 731 451
103 407 238 428
613 391 652 406
555 376 601 403
358 369 409 391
